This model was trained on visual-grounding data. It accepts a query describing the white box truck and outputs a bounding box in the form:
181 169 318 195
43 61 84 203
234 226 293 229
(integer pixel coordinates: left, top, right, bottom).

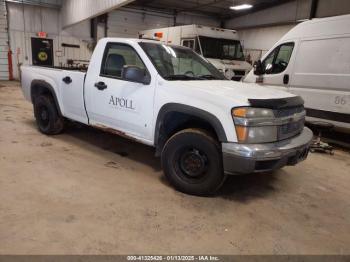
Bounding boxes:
139 25 252 81
244 14 350 131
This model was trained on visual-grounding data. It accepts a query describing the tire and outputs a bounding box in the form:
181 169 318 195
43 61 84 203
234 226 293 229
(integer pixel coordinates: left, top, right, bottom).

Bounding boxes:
161 128 226 196
33 95 64 135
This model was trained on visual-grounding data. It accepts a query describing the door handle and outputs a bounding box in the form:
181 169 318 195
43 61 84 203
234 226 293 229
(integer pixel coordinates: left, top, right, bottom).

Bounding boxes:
283 74 289 85
94 81 107 90
62 76 72 84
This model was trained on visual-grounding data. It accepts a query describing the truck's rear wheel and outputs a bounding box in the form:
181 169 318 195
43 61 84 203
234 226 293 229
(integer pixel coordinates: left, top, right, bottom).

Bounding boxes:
161 129 226 196
34 95 64 135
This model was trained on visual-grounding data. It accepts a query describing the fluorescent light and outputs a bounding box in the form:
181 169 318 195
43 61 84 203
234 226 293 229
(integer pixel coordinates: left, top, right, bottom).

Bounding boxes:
230 4 253 10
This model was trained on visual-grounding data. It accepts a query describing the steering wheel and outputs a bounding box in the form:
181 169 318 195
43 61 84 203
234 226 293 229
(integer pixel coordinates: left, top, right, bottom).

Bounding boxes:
278 61 288 69
185 71 195 76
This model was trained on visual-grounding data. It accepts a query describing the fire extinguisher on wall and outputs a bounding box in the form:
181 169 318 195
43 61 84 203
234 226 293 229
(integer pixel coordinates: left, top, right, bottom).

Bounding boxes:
8 48 14 81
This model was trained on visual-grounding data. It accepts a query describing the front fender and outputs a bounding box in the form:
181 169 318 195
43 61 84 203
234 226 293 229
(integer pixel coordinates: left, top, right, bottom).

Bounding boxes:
154 103 228 146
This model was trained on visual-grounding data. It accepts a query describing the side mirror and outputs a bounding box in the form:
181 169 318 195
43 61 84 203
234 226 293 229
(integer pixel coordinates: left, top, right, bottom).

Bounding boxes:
253 60 265 76
122 66 151 85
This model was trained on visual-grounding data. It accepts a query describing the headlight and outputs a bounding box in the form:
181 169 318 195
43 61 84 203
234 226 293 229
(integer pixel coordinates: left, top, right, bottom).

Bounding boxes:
232 107 278 143
233 107 274 118
234 125 278 143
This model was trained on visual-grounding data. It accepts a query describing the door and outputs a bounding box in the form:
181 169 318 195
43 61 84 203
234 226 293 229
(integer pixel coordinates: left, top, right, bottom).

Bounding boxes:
85 42 155 142
260 42 295 88
31 38 54 67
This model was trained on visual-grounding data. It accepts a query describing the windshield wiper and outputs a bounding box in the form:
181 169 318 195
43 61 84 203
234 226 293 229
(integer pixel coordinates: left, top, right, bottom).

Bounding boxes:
198 75 220 80
164 74 203 80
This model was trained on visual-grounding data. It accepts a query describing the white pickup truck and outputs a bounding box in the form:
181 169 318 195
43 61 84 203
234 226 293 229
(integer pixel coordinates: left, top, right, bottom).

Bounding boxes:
21 38 313 196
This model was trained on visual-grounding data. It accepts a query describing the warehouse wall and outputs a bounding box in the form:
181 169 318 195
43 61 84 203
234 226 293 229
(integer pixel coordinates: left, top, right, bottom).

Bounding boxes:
238 24 295 63
316 0 350 18
6 0 62 8
7 2 92 79
0 0 9 80
226 0 350 63
225 0 350 30
225 1 303 30
225 1 299 63
108 8 220 38
239 25 294 52
61 0 133 28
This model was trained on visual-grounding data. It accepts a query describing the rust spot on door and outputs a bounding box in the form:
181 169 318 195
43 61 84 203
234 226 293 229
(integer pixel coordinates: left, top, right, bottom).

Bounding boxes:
92 124 140 142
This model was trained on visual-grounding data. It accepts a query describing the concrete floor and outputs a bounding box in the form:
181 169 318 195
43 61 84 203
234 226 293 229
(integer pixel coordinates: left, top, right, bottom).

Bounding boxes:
0 81 350 255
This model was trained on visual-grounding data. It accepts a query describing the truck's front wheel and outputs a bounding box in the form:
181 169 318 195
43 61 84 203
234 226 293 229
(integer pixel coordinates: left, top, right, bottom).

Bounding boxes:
161 129 226 196
34 95 64 135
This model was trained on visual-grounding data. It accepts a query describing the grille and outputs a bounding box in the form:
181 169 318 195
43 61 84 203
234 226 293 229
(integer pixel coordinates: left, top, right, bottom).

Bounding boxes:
275 106 305 141
278 119 305 140
274 106 304 118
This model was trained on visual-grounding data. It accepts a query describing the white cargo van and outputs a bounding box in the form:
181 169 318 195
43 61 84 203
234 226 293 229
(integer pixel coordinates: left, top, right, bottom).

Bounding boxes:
139 25 252 81
244 14 350 130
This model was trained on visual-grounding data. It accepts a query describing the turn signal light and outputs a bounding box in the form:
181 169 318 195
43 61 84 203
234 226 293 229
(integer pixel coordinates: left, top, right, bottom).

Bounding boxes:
232 108 247 118
235 126 248 142
154 32 163 38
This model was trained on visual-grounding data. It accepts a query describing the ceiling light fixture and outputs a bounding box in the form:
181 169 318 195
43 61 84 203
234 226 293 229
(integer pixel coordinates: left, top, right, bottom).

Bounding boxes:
230 4 253 10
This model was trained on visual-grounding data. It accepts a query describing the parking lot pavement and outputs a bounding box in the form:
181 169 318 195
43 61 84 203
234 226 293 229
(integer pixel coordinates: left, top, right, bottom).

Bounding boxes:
1 81 350 254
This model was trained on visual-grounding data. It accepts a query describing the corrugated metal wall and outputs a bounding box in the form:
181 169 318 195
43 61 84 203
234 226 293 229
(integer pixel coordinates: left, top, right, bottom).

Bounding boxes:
61 0 133 28
6 0 62 8
0 0 9 80
7 2 92 79
107 8 220 38
7 1 220 79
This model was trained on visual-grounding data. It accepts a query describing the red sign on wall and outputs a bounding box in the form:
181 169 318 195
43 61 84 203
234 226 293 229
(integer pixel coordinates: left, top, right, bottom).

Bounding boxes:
37 32 47 38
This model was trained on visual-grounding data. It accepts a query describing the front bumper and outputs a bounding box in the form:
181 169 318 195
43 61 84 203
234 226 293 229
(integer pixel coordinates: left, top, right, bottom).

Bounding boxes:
222 127 313 175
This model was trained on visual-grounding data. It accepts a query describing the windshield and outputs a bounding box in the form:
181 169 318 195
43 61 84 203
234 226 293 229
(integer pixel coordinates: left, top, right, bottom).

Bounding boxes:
139 42 226 81
199 36 245 61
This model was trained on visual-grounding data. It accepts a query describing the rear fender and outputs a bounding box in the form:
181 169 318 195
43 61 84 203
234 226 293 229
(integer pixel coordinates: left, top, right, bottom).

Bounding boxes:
30 80 62 116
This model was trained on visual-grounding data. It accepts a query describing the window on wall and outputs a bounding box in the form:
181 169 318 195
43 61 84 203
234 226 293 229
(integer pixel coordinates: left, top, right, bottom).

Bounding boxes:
262 42 294 74
100 43 146 78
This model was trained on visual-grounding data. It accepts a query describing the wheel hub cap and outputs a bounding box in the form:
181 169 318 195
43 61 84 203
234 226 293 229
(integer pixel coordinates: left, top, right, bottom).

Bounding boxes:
41 110 48 120
180 149 207 178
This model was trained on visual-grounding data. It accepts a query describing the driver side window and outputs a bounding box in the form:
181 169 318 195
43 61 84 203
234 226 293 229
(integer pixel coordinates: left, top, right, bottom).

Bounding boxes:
263 42 294 74
100 43 146 78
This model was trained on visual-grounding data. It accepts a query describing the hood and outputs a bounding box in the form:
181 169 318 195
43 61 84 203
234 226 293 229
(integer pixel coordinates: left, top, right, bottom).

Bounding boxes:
207 58 252 71
172 80 296 106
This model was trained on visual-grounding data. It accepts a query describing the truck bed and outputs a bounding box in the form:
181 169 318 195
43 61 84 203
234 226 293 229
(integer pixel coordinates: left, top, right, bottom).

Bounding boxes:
21 65 88 124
